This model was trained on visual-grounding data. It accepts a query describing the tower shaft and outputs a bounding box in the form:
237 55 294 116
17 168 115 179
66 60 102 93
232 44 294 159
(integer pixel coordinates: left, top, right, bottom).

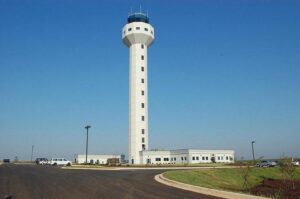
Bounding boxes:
129 43 148 164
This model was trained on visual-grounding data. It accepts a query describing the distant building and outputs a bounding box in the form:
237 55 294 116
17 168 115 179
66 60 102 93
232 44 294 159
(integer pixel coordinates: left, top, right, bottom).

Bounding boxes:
140 149 234 164
75 154 123 164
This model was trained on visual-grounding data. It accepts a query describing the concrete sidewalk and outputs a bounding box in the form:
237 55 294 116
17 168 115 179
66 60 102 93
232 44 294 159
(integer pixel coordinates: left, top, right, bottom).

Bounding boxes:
155 174 270 199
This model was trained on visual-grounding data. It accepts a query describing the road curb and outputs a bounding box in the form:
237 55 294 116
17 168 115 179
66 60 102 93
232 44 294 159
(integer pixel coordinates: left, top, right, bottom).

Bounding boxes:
62 166 243 171
154 174 270 199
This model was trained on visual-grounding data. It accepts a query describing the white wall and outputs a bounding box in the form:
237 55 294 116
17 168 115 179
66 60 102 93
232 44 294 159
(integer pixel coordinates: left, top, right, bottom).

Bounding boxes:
140 149 235 164
75 154 121 164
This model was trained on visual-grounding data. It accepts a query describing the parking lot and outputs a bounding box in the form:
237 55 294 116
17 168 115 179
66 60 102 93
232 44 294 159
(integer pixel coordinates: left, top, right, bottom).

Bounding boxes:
0 164 221 199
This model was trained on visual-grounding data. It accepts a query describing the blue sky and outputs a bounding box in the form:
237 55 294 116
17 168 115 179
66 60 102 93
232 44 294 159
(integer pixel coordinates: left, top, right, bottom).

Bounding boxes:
0 0 299 161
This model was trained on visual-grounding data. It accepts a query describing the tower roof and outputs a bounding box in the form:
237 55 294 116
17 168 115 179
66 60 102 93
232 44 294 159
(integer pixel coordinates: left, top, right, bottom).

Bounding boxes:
127 13 149 24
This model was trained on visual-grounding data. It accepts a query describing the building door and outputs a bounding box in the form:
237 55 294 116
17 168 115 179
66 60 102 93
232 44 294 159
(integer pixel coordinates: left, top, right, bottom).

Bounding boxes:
147 159 151 164
211 157 216 163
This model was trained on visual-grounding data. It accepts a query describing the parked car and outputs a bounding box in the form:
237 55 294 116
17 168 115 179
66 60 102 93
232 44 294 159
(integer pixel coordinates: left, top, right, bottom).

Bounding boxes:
292 161 300 166
256 160 277 167
3 159 10 164
50 158 72 166
35 158 49 165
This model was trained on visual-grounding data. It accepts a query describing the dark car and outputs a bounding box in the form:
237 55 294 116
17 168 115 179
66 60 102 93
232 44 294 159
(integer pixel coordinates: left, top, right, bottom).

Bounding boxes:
3 159 10 163
256 160 277 167
35 158 49 165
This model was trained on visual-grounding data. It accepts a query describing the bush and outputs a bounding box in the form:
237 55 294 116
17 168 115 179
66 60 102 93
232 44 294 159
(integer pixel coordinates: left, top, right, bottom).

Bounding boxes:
279 156 296 190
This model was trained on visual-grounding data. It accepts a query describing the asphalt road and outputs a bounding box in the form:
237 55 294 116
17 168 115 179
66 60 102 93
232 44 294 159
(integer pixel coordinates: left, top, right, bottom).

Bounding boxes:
0 164 223 199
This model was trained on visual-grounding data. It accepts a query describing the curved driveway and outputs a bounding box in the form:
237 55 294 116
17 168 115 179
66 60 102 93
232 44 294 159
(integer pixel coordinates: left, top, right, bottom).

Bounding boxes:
0 164 222 199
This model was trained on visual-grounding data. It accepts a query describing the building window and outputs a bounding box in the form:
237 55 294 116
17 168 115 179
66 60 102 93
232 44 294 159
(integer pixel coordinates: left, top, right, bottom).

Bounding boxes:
142 137 145 143
202 157 205 160
141 116 144 121
163 158 169 161
141 90 144 95
206 157 208 160
144 28 148 31
141 103 144 108
155 158 161 161
141 55 144 60
192 157 195 160
141 67 144 71
136 27 140 30
196 157 199 160
181 157 183 161
128 28 132 31
141 44 144 49
184 157 187 160
151 30 153 34
174 157 176 161
142 144 145 150
142 129 145 134
141 78 144 83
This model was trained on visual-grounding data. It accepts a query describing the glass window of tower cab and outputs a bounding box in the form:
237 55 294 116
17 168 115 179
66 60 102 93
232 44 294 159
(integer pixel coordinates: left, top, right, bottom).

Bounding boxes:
127 13 149 24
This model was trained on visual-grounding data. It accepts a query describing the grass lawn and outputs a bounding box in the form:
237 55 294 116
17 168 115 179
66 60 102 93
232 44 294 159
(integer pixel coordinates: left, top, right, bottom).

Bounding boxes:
163 167 300 191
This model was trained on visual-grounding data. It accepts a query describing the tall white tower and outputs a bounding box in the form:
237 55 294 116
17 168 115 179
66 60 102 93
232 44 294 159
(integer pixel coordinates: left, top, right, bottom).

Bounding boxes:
122 13 154 164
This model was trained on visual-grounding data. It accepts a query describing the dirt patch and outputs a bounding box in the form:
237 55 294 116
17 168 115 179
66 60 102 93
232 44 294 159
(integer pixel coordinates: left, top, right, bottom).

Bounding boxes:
250 179 300 199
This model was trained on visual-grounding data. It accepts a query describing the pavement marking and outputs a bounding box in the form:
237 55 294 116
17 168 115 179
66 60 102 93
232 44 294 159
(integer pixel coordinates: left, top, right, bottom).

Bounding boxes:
154 173 270 199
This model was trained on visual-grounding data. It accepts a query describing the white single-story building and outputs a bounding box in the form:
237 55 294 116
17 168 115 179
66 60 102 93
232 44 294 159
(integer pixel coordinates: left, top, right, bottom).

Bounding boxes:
139 149 234 164
75 154 124 164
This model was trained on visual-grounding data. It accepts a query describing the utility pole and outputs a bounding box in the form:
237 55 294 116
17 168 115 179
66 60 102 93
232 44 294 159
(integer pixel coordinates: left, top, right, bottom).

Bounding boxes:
31 145 34 162
251 141 255 164
85 125 91 164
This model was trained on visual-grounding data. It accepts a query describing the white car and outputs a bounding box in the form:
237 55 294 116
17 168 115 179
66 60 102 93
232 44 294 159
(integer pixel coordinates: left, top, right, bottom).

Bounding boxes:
50 158 72 166
292 161 300 166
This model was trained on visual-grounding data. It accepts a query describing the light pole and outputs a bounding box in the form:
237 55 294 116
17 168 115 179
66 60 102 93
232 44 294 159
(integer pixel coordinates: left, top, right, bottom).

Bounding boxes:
85 125 91 164
251 141 255 164
31 145 34 162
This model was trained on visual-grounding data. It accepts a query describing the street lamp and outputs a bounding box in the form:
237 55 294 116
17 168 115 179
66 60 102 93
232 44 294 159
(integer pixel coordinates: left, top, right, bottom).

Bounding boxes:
251 141 255 164
31 145 34 162
85 125 91 164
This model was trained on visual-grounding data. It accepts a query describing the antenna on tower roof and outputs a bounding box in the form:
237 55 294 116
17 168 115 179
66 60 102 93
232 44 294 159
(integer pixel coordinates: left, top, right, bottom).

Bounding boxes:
139 4 142 13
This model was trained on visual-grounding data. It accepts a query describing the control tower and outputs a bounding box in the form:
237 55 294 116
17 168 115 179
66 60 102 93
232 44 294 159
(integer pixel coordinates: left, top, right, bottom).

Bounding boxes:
122 13 154 164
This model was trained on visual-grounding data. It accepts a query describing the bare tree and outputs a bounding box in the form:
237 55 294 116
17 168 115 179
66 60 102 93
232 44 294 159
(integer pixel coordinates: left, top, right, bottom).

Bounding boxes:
240 165 252 192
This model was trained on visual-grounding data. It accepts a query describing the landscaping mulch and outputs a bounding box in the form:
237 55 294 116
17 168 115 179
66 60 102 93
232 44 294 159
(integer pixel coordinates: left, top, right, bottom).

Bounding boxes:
250 179 300 199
